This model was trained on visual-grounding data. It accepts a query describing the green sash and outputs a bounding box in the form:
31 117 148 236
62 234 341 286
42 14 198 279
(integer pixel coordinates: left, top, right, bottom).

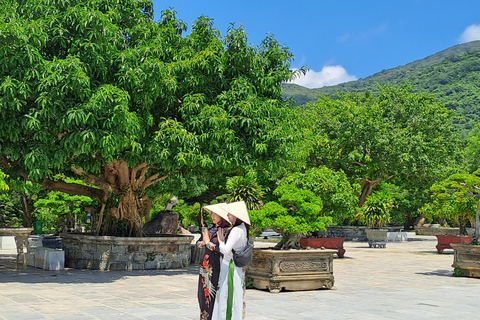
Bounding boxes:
226 259 234 320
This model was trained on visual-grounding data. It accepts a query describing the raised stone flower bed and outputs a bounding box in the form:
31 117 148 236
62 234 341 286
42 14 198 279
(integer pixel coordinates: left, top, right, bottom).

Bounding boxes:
61 233 193 271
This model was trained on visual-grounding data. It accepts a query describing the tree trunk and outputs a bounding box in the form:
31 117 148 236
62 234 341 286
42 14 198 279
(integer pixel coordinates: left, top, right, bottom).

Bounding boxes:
358 177 382 207
274 232 303 250
20 192 32 227
198 204 205 227
459 222 467 236
100 160 168 236
41 159 167 237
475 201 480 243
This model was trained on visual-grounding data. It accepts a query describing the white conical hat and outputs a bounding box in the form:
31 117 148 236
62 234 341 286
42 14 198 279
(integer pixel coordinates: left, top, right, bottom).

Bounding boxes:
204 203 230 222
221 201 250 225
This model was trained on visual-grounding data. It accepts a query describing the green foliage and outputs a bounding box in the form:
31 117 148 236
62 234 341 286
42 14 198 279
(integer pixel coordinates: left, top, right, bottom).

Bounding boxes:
300 83 459 218
226 172 265 210
0 192 21 227
250 184 332 237
453 268 465 277
464 124 480 173
245 276 254 289
0 170 8 191
422 171 480 234
278 166 359 224
33 191 96 232
359 189 394 228
175 201 202 228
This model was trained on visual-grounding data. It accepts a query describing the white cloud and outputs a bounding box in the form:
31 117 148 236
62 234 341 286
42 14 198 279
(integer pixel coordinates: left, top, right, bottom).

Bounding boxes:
459 24 480 43
288 66 357 89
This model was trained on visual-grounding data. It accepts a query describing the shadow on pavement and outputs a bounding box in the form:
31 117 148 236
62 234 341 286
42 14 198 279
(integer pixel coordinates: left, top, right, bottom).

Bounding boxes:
0 252 198 284
415 269 454 277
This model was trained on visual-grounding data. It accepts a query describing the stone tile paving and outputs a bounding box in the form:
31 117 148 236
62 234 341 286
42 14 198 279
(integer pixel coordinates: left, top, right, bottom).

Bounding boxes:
1 234 479 319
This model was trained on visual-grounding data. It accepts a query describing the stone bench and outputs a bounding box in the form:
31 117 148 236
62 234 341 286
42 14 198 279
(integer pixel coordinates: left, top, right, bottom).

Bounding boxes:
27 247 65 270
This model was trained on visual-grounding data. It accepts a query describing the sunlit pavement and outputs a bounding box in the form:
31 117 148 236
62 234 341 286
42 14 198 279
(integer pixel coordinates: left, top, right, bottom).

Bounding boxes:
1 234 478 320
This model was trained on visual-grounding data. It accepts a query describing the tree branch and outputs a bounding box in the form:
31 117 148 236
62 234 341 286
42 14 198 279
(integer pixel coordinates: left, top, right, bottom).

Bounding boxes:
71 166 114 193
41 178 106 201
141 173 168 190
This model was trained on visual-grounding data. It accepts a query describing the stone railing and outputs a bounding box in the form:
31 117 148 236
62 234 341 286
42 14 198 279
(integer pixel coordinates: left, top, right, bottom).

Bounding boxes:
61 233 193 271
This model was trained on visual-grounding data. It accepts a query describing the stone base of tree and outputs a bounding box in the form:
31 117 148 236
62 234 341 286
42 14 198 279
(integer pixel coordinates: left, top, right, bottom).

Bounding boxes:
436 235 472 253
246 248 336 293
61 233 193 271
452 243 480 278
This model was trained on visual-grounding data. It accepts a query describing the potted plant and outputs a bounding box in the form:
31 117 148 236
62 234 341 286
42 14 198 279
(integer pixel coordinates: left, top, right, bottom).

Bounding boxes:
278 167 360 258
423 174 476 253
247 183 336 292
359 190 394 248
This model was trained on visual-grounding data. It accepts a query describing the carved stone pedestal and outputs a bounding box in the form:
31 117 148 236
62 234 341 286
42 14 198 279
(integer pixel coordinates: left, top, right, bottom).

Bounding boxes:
452 243 480 278
246 248 335 293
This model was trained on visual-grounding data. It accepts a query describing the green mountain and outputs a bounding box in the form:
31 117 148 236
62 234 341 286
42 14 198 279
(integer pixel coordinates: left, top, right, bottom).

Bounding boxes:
282 40 480 134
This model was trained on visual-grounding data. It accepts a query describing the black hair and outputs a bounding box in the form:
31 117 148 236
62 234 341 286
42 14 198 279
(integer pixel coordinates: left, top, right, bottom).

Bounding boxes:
232 218 250 239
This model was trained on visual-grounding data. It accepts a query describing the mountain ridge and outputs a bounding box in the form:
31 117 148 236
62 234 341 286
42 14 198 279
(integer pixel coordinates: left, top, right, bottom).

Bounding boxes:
282 40 480 134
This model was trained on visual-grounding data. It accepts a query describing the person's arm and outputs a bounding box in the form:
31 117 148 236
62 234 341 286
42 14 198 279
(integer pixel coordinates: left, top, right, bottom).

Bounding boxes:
196 227 210 248
196 233 205 248
218 227 244 254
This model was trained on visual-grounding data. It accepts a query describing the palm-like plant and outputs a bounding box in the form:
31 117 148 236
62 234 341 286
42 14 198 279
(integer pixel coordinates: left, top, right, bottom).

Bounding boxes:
226 172 265 210
359 190 394 229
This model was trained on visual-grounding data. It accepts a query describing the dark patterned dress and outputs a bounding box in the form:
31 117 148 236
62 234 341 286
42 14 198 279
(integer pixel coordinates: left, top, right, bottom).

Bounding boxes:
197 225 225 320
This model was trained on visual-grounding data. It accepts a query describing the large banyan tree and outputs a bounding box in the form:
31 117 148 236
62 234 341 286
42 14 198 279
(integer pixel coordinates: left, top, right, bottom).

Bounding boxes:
0 0 297 236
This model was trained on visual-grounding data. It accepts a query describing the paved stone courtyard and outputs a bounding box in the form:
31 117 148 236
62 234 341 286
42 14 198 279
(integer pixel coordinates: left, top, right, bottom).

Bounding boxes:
1 234 479 319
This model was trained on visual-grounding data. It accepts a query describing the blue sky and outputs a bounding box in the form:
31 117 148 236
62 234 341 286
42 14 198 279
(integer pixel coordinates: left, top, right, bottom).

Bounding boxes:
151 0 480 88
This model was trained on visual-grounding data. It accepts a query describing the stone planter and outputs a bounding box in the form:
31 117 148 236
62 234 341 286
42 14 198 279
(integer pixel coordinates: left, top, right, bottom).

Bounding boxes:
435 235 472 253
246 248 336 293
61 233 193 271
324 226 368 241
299 237 346 258
365 229 388 248
415 226 460 236
452 243 480 277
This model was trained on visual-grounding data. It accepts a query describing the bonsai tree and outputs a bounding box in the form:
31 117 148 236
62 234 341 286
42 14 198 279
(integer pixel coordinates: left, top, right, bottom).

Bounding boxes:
358 190 394 229
278 166 360 225
250 184 332 249
423 172 480 236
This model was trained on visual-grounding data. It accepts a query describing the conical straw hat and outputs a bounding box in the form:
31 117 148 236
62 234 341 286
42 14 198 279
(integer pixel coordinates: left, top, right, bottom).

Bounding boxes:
221 201 250 225
204 203 230 222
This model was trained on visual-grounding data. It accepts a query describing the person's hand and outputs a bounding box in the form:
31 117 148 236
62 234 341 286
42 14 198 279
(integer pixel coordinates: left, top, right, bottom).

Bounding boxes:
203 228 210 246
217 228 225 242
